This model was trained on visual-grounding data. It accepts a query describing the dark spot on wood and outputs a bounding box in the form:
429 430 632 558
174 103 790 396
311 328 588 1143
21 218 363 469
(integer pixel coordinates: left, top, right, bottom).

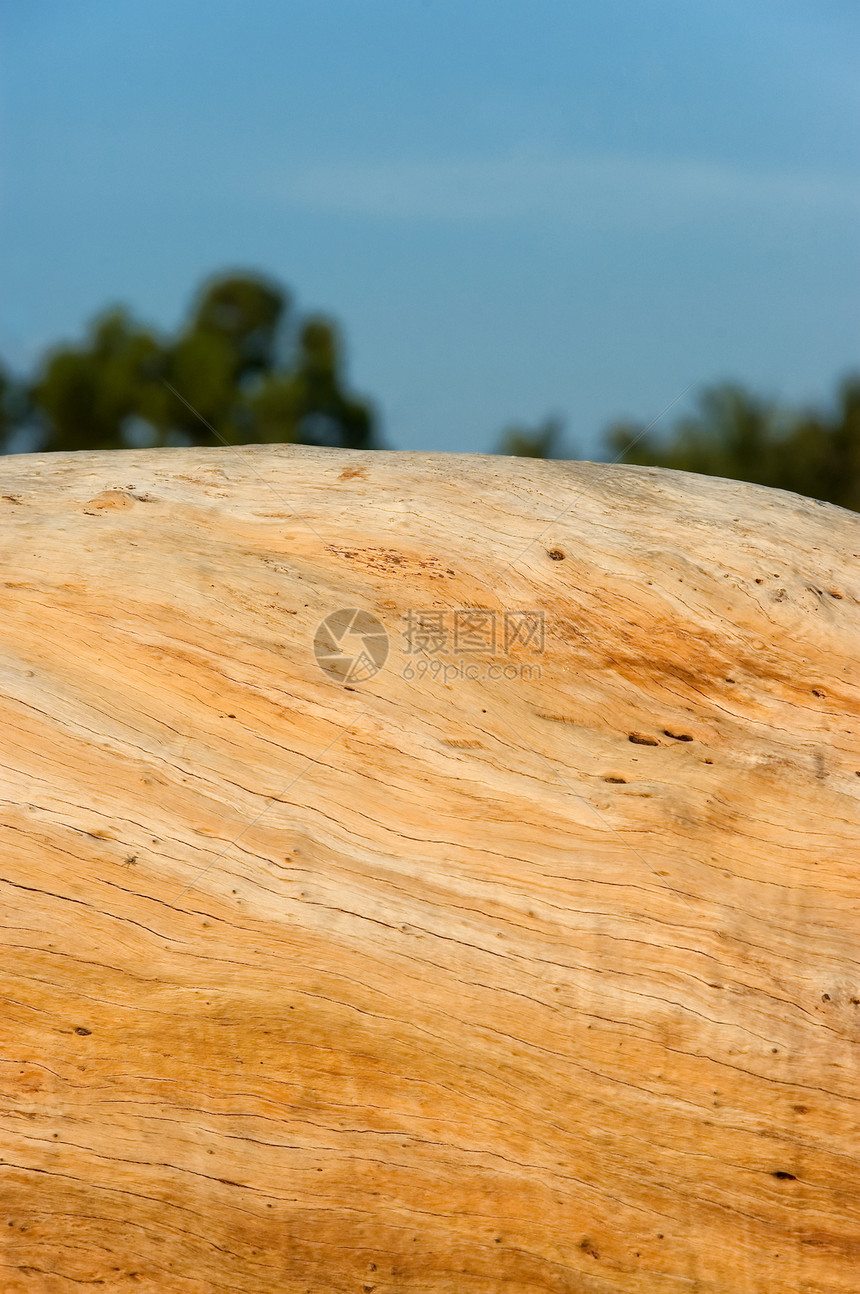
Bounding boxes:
579 1237 600 1259
663 729 693 741
628 732 659 746
74 1027 92 1036
603 775 626 783
772 1170 796 1180
547 548 565 561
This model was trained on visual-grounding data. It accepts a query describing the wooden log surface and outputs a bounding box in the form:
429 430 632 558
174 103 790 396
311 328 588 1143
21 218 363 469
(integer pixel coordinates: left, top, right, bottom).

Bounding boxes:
0 444 858 1293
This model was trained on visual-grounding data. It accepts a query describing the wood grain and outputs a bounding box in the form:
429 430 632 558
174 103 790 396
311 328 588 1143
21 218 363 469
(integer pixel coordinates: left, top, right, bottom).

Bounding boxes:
0 444 858 1293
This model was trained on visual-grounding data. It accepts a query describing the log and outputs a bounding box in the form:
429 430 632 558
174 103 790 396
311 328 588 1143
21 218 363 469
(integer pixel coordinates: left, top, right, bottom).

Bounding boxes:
1 444 858 1294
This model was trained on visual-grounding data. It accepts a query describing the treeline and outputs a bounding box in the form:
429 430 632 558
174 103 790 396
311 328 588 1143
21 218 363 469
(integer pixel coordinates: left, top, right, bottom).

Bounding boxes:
604 379 860 514
496 383 860 513
0 273 375 456
2 270 858 512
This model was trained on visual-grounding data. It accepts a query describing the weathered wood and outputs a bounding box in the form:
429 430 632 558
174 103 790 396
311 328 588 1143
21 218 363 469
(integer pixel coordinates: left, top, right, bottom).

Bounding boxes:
1 444 858 1293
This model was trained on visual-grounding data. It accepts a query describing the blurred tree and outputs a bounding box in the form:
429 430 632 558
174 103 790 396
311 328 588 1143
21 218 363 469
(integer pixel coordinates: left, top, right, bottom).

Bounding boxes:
778 378 860 512
0 363 18 447
31 308 167 453
249 318 374 451
191 274 284 375
605 385 780 485
1 271 378 455
6 271 859 515
605 378 860 511
497 415 564 459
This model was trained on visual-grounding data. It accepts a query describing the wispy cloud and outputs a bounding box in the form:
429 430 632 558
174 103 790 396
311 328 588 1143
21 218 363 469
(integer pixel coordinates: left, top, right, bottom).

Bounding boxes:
264 149 860 226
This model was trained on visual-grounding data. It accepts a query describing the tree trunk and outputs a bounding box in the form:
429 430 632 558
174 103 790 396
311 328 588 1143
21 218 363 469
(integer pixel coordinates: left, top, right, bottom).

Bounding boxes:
1 445 858 1293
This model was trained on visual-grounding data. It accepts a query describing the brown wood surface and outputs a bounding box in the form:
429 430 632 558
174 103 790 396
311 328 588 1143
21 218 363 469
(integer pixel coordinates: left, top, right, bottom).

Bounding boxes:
1 444 858 1293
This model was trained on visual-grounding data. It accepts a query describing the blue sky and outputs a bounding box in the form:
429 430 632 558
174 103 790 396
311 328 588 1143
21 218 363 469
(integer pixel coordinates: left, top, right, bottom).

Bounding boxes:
2 0 858 454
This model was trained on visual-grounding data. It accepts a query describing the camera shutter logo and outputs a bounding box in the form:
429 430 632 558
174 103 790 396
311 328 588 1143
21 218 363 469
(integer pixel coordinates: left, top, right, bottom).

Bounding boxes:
314 609 389 684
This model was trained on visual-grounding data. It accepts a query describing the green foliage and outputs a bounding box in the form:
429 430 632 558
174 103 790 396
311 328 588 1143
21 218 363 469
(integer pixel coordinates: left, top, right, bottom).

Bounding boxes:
249 319 373 451
497 415 564 459
30 309 166 453
2 272 377 455
6 266 860 515
0 364 17 446
605 379 860 511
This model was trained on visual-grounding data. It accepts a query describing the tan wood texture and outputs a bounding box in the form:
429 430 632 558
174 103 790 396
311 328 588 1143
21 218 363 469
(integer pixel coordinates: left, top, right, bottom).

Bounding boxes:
1 444 858 1293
